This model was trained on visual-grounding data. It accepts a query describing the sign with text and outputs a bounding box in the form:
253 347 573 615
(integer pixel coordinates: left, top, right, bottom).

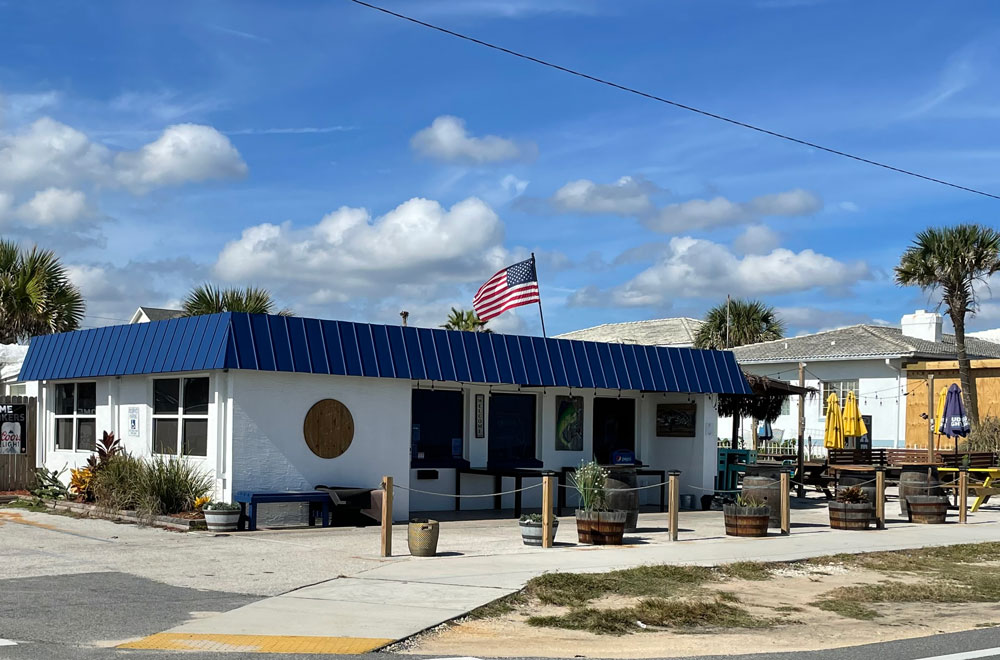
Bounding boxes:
0 404 27 454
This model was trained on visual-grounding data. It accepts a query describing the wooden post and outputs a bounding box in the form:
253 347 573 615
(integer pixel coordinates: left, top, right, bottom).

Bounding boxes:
668 470 681 542
797 362 806 498
875 467 886 530
927 374 936 463
541 473 555 548
380 475 393 557
959 467 969 524
780 470 791 535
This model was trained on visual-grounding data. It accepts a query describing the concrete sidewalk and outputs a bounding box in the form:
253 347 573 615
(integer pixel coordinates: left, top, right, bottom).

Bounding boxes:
120 499 1000 655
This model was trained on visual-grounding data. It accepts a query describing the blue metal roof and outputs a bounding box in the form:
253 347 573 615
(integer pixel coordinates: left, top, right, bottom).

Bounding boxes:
19 313 751 395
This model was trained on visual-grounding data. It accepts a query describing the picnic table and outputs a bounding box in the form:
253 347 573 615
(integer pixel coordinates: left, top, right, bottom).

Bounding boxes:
938 467 1000 512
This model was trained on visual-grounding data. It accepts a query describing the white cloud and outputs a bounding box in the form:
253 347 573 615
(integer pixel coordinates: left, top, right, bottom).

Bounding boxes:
411 115 536 164
114 123 247 191
215 196 509 299
644 189 821 233
0 117 110 190
16 187 87 225
551 176 656 216
580 236 869 307
838 201 860 212
501 174 529 197
0 91 61 124
733 224 780 255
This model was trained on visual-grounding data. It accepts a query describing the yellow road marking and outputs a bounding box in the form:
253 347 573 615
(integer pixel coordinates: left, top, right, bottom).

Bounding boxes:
118 633 395 654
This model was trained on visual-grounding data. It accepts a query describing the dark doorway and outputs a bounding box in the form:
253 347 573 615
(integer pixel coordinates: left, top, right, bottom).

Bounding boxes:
411 389 466 467
593 397 636 464
488 393 540 468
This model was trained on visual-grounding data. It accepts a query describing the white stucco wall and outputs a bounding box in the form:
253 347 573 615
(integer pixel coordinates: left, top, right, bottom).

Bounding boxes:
229 371 411 522
725 359 907 449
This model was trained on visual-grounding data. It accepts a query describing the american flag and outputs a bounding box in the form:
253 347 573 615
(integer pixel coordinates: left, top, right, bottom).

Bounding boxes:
473 257 540 321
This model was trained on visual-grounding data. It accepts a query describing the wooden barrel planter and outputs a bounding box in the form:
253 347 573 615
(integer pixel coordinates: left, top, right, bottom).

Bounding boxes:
605 466 639 532
575 510 626 545
906 496 949 524
723 504 770 537
743 476 781 528
829 502 872 530
899 468 943 516
837 472 877 511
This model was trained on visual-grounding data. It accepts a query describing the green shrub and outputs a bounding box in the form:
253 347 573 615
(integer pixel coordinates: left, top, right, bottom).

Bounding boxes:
968 416 1000 453
92 454 213 518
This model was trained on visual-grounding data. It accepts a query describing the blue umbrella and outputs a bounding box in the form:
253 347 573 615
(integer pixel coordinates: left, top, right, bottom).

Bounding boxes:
940 384 971 453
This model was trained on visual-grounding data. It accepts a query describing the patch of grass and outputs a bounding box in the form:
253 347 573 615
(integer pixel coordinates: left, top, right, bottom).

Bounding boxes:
821 580 988 605
811 599 879 621
807 543 1000 575
524 565 714 606
527 597 772 635
716 591 741 603
718 561 773 581
975 622 999 628
1 498 49 512
468 593 525 619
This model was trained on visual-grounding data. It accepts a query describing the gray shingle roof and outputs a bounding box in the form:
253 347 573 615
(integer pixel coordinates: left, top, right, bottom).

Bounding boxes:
555 317 704 347
732 324 1000 363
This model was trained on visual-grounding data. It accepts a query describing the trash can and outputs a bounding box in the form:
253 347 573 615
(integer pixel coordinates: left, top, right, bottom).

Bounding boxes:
407 518 440 557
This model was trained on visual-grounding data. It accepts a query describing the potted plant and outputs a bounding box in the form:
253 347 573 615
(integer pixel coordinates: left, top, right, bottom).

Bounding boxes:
203 501 241 532
723 494 770 537
519 513 559 546
829 485 872 530
571 461 626 545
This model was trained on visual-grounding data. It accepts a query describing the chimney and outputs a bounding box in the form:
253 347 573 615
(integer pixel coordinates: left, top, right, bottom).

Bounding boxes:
901 309 942 343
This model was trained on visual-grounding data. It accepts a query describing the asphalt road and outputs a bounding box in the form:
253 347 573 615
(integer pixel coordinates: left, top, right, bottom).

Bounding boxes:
2 571 999 660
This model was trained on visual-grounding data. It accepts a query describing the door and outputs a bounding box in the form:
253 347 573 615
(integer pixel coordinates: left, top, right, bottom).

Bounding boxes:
488 393 537 467
592 397 635 464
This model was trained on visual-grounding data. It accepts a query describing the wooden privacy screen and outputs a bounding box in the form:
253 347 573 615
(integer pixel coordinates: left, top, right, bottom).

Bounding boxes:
303 399 355 459
0 396 37 491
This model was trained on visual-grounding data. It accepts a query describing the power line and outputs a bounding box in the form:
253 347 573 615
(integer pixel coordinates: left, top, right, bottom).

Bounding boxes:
348 0 1000 202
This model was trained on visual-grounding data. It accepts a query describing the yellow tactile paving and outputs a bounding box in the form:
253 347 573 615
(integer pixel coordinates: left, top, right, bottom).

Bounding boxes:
118 633 395 654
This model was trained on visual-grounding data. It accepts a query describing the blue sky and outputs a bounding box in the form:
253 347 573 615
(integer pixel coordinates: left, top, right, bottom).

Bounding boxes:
1 0 999 336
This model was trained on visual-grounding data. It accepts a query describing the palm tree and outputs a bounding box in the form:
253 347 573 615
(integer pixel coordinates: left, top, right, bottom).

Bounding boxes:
0 240 84 344
895 224 1000 426
182 284 292 316
693 298 785 350
441 307 491 332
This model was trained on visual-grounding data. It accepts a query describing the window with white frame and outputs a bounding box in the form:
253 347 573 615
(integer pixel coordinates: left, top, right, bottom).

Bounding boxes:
780 397 791 416
152 377 210 457
54 382 97 451
821 380 859 415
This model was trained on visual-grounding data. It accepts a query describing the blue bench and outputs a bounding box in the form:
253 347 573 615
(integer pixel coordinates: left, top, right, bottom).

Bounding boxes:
233 491 332 531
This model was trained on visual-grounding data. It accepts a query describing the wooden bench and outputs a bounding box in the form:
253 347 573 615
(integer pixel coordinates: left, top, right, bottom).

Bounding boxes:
234 491 332 531
828 449 887 466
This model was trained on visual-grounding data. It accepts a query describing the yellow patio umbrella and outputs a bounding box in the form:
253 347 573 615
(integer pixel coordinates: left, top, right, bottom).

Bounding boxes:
842 391 867 438
823 392 845 449
934 386 948 434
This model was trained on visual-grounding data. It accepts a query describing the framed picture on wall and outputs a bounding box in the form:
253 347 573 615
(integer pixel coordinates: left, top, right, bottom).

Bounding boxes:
475 393 485 438
656 403 697 437
554 396 584 451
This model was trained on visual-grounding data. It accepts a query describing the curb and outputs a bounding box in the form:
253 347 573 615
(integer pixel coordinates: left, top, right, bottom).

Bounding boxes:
49 500 207 531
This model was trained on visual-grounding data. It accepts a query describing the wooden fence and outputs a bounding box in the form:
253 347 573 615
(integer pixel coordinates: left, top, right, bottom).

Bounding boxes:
0 396 37 491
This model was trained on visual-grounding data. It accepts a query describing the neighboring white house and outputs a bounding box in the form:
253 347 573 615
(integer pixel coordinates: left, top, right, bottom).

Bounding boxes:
19 312 749 519
555 318 704 348
731 310 1000 449
129 307 184 324
0 344 33 397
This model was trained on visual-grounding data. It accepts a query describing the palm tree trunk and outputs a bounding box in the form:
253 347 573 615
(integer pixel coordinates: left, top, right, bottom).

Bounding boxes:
951 310 980 427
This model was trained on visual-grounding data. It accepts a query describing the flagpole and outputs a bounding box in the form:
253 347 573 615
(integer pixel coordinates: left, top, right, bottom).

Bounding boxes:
532 252 548 338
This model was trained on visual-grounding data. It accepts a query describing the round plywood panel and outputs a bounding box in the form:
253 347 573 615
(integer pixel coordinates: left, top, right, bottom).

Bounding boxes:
303 399 355 459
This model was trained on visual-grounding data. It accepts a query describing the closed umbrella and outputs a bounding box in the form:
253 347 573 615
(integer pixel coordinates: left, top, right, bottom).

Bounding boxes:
934 386 948 435
823 393 844 449
941 384 971 454
842 391 867 440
